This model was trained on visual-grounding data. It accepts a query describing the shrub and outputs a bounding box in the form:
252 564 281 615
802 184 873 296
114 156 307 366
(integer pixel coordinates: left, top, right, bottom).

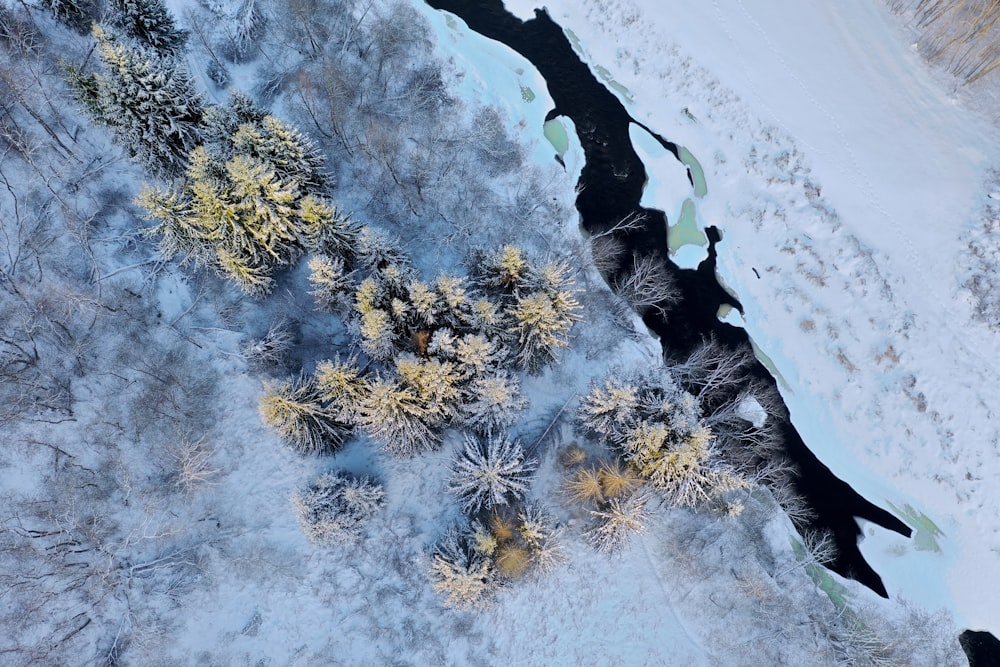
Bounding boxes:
585 493 650 553
292 472 385 545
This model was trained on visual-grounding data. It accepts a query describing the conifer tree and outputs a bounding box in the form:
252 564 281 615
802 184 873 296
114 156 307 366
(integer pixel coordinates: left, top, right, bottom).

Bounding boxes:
448 434 536 514
258 374 350 454
40 0 95 34
430 526 498 609
108 0 187 55
203 90 328 197
292 472 384 545
355 377 438 455
69 26 203 176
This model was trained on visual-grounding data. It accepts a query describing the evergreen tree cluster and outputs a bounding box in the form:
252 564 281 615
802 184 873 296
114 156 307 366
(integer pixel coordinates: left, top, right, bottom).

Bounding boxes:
429 503 563 609
579 369 748 510
137 90 350 295
265 242 578 457
66 24 203 176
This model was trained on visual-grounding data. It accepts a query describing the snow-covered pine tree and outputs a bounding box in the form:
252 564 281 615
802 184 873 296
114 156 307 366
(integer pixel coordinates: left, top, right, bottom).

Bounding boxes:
507 290 580 371
107 0 187 55
138 144 349 294
430 526 498 609
314 356 367 423
229 0 266 62
448 433 536 514
580 368 748 509
40 0 95 34
355 377 438 455
458 373 525 435
395 355 462 425
72 26 203 176
307 254 352 312
292 472 385 545
584 492 650 553
258 374 351 454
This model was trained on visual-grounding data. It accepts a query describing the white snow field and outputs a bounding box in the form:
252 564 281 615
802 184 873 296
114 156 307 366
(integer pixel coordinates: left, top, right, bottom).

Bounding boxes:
503 0 1000 637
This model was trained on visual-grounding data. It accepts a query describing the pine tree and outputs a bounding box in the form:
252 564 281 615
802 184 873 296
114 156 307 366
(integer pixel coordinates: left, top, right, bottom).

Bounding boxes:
507 291 580 371
73 26 203 176
40 0 95 34
585 493 650 553
292 472 385 545
395 355 462 425
355 378 438 455
314 356 367 422
307 254 352 312
107 0 187 55
448 434 536 514
458 374 525 435
430 526 498 609
137 144 348 294
258 374 351 454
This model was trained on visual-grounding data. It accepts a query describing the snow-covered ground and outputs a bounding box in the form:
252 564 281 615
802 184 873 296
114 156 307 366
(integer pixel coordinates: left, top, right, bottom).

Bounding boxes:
503 0 1000 636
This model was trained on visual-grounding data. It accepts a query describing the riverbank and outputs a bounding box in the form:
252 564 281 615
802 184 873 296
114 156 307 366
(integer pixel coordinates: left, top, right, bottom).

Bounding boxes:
505 0 1000 638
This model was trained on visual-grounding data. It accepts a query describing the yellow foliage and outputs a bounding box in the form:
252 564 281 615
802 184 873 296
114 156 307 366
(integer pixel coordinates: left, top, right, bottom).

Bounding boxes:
598 462 643 499
496 544 532 579
564 466 604 505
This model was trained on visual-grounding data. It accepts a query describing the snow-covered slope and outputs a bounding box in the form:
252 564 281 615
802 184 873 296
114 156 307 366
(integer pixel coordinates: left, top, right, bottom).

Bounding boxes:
505 0 1000 635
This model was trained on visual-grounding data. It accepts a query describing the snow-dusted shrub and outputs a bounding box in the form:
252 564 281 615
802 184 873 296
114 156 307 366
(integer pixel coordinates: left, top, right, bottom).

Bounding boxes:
611 252 680 317
292 472 385 546
430 526 498 609
448 434 537 514
564 466 605 505
242 319 294 369
584 493 650 553
258 374 350 454
580 369 747 509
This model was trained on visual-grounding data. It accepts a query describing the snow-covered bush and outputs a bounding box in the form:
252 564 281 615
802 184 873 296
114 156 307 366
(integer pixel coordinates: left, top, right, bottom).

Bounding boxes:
580 369 747 509
448 434 536 514
611 252 680 317
584 492 650 553
258 374 351 454
242 319 294 370
430 526 498 609
292 472 385 546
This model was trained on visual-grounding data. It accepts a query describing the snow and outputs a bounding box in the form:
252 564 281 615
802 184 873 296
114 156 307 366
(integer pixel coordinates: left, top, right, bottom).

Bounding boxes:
0 0 980 663
505 0 1000 636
